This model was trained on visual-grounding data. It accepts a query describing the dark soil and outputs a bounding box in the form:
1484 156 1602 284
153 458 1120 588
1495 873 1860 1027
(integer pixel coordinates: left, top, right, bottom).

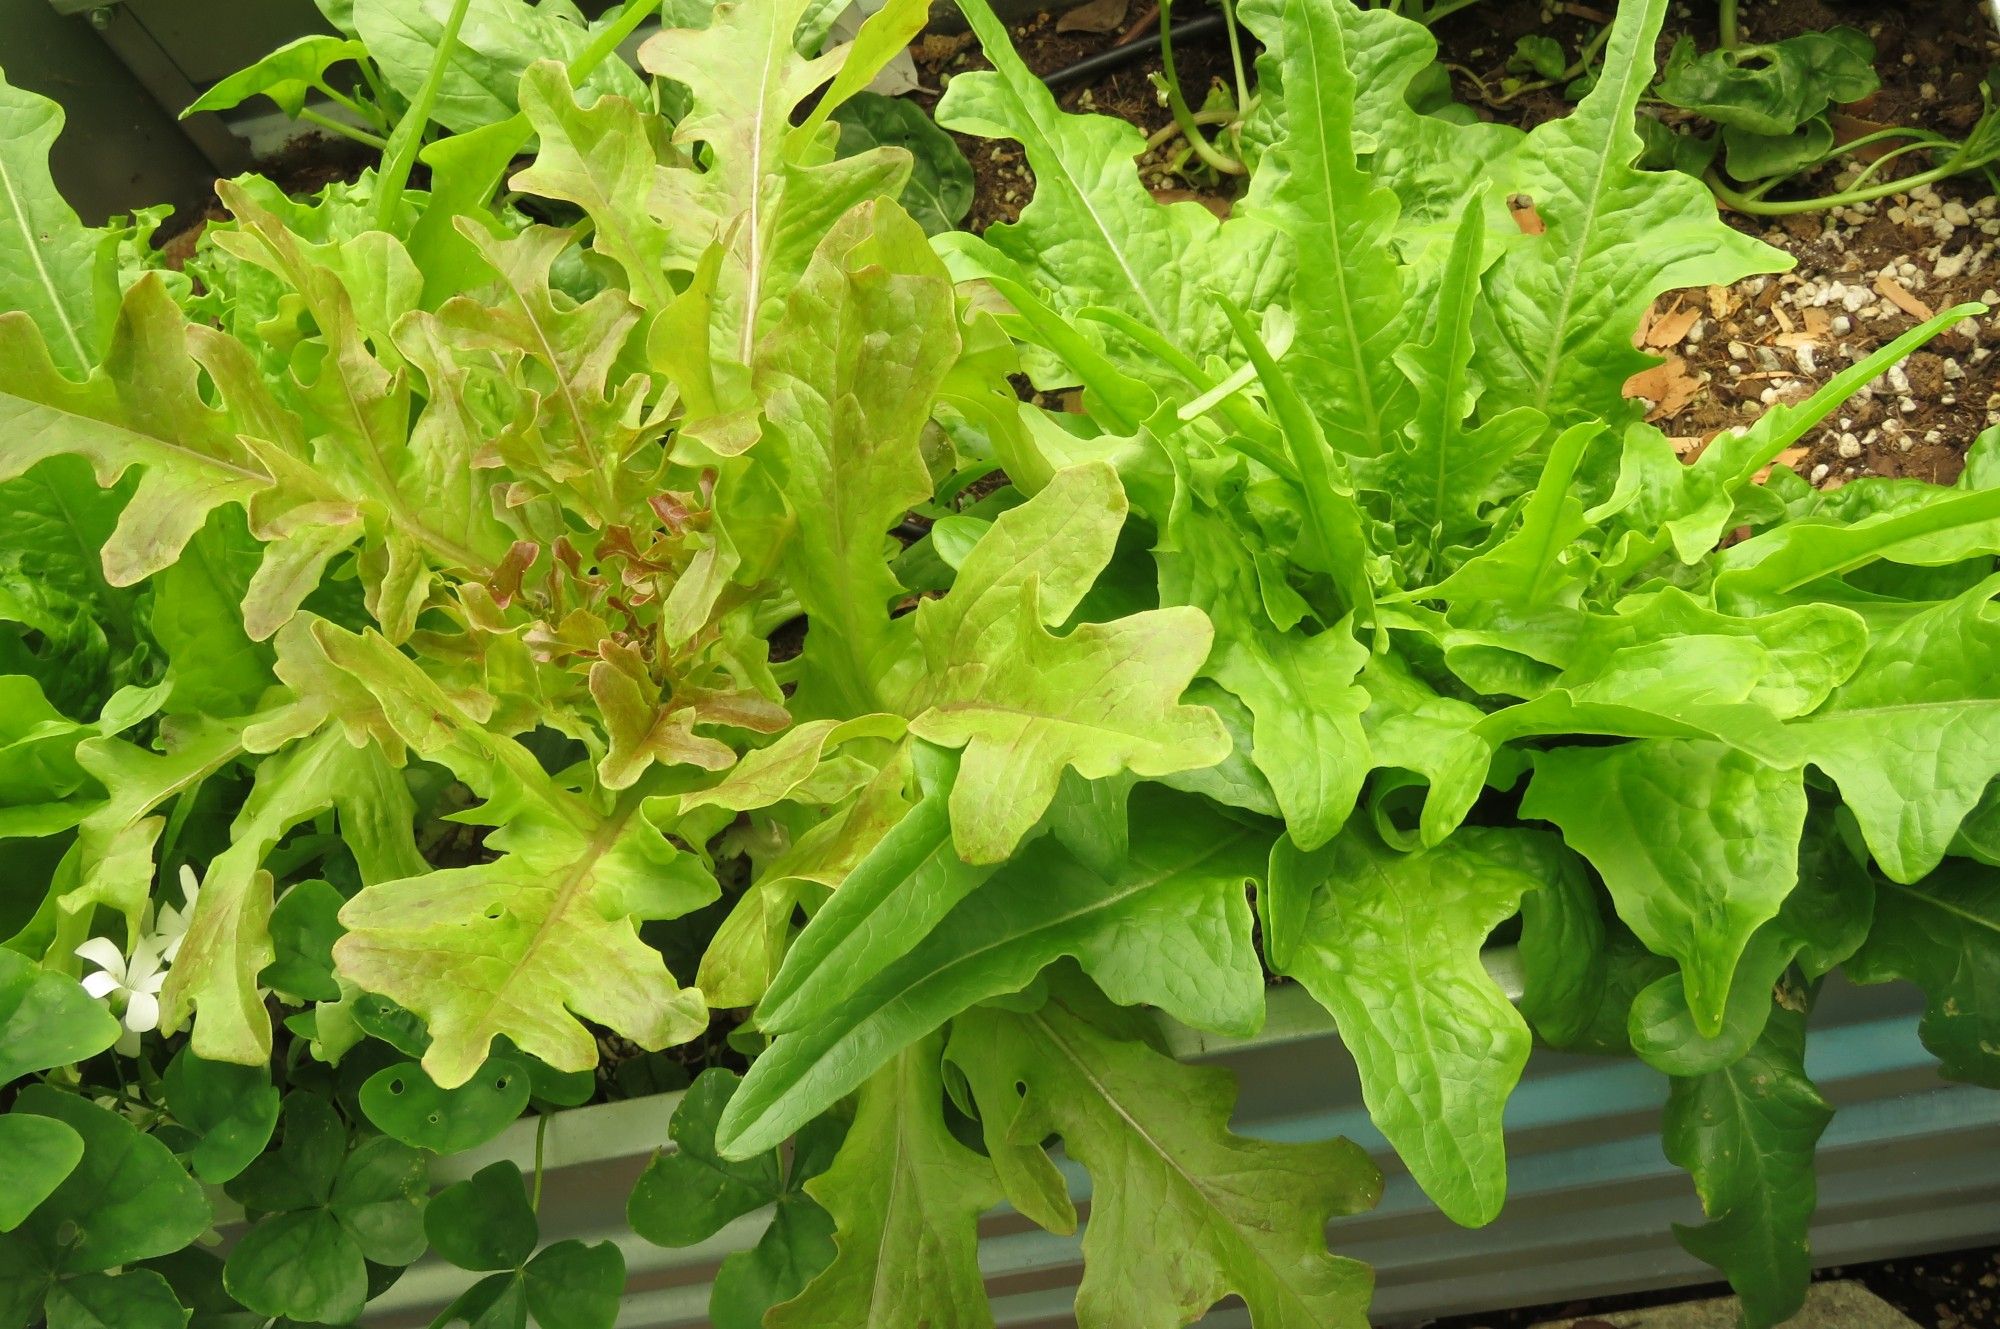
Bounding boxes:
157 130 379 267
911 5 1243 231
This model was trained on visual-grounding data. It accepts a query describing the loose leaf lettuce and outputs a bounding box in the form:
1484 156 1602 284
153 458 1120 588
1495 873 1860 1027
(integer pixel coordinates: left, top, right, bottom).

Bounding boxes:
1271 828 1548 1226
950 978 1381 1328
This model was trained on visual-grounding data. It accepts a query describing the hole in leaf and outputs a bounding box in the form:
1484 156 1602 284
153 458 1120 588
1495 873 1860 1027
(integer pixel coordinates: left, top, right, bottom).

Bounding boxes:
427 1112 441 1125
389 1079 405 1095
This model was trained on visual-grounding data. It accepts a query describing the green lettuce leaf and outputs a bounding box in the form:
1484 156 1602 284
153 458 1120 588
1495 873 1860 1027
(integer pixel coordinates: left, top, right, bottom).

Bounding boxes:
935 0 1277 380
1663 1006 1831 1327
716 789 1267 1158
766 1034 999 1329
950 977 1380 1328
1270 827 1547 1226
1523 738 1808 1036
1847 861 2000 1087
0 72 100 379
1471 0 1784 425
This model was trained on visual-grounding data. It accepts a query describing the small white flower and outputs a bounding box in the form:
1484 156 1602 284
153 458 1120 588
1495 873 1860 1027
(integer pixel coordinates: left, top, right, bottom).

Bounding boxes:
75 935 167 1056
154 865 203 963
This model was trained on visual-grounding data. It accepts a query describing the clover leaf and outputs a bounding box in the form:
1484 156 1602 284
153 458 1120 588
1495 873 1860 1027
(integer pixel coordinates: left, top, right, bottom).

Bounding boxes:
0 949 120 1085
223 1095 427 1325
42 1269 190 1329
428 1161 623 1329
0 1087 210 1327
360 1058 530 1154
0 1115 84 1232
260 879 346 1005
628 1071 842 1329
164 1049 281 1184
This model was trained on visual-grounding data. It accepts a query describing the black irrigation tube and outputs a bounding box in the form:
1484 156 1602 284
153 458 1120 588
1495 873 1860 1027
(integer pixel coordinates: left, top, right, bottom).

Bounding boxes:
1040 11 1230 91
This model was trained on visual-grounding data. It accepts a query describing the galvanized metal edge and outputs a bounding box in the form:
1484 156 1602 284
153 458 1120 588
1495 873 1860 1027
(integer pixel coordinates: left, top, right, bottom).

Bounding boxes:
357 965 2000 1327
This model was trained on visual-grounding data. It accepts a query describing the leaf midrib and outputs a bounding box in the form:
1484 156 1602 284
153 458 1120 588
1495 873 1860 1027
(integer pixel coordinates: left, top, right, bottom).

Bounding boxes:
1292 11 1384 445
0 117 89 372
1524 1 1655 411
1030 1006 1334 1318
1882 879 2000 935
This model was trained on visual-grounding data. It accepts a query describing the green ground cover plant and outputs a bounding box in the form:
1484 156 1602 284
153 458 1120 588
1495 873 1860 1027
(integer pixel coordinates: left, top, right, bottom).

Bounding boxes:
0 0 1996 1326
1158 0 2000 212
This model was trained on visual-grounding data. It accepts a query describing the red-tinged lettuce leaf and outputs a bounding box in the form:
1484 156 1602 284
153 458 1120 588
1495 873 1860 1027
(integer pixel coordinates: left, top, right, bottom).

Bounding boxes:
636 0 919 377
161 725 424 1066
511 63 677 315
758 201 957 718
904 462 1229 862
283 619 713 1088
0 278 274 590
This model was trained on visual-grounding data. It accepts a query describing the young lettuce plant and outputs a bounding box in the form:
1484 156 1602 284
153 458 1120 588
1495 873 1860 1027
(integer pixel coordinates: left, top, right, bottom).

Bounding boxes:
0 1 1385 1326
921 0 2000 1322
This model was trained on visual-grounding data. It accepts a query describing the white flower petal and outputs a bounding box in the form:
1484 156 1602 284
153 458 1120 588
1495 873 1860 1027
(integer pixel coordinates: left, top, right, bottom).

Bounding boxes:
123 990 160 1034
74 937 128 977
125 938 165 986
80 972 121 1000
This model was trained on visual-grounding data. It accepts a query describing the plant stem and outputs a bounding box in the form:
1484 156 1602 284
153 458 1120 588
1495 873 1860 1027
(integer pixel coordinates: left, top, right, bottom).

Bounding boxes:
569 0 660 81
1718 0 1740 49
1217 0 1251 148
355 57 395 120
1144 106 1241 151
374 0 475 230
532 1111 548 1212
1842 140 1939 192
1707 154 1970 214
1568 22 1615 78
1154 0 1245 175
318 84 380 126
298 106 388 150
1430 0 1488 20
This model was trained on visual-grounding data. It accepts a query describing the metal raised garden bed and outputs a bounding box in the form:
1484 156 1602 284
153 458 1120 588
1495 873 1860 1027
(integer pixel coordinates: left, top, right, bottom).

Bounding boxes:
353 968 2000 1327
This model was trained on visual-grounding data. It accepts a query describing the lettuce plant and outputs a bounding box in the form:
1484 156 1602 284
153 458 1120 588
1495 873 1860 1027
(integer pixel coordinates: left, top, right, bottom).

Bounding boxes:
0 0 1995 1327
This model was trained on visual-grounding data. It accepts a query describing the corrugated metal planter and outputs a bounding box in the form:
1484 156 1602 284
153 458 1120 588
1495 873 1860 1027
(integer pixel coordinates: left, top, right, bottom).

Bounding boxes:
354 968 2000 1327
